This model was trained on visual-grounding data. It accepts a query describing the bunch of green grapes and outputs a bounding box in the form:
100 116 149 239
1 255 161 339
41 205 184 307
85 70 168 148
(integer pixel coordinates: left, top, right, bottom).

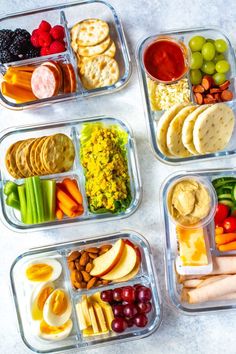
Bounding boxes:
189 35 230 85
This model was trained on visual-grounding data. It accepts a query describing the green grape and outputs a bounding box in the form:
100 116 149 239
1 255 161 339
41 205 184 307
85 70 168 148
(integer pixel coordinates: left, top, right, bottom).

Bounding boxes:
201 42 215 61
213 72 226 85
190 52 203 69
213 54 225 64
215 39 228 53
206 38 215 44
201 61 215 75
190 69 202 85
215 60 230 73
189 36 206 52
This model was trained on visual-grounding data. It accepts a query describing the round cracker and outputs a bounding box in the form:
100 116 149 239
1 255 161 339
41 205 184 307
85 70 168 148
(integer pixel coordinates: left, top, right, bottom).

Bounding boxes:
78 36 111 57
15 139 35 177
103 40 116 58
167 105 197 157
73 19 109 47
30 137 44 175
193 103 235 154
35 137 49 175
42 134 75 173
5 141 24 179
182 105 211 155
81 55 119 89
156 104 187 156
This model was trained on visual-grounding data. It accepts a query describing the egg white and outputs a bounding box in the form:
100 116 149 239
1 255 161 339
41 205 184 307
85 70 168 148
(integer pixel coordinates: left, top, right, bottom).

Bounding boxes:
37 319 73 341
30 281 55 321
25 258 62 283
43 288 72 327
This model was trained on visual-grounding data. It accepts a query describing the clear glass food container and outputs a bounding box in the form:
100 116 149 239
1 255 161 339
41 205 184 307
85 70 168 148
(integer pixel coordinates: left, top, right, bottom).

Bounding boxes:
136 27 236 165
161 168 236 314
0 116 142 232
10 230 163 353
0 0 131 110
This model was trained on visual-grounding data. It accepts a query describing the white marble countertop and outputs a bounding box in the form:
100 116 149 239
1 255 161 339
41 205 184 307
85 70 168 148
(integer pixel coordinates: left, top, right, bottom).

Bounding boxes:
1 0 236 353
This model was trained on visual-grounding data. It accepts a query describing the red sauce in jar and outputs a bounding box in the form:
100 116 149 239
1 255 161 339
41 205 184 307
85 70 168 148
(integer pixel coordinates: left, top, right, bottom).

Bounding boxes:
143 39 187 82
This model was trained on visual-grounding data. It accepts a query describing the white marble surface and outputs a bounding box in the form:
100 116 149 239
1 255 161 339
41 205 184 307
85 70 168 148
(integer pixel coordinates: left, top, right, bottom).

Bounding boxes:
1 0 236 353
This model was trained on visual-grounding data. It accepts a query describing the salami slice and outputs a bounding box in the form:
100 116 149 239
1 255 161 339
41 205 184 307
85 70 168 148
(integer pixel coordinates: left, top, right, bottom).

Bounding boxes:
31 65 60 99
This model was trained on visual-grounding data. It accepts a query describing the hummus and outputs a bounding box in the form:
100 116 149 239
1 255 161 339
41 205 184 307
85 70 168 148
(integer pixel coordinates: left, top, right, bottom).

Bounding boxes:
167 178 211 226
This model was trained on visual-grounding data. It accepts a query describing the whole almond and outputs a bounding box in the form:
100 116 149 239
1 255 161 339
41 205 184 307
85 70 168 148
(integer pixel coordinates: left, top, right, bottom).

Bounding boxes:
74 281 82 289
86 247 99 254
68 261 75 271
76 270 82 282
81 282 87 288
99 244 112 255
70 269 78 284
81 270 91 282
96 280 102 286
80 252 89 266
67 250 80 262
102 279 110 285
88 252 97 259
75 260 83 271
87 277 97 289
85 262 93 273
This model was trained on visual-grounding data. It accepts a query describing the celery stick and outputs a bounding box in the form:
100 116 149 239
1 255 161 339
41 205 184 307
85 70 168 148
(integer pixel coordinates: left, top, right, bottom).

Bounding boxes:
4 181 18 196
27 178 38 224
6 191 20 210
18 184 27 223
41 179 56 221
25 179 33 224
32 176 44 223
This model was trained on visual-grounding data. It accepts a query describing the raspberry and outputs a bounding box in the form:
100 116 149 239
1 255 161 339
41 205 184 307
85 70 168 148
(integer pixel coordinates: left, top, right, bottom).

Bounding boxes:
40 46 50 56
32 29 39 37
50 25 65 41
39 20 51 32
31 35 40 48
49 40 66 54
38 31 52 47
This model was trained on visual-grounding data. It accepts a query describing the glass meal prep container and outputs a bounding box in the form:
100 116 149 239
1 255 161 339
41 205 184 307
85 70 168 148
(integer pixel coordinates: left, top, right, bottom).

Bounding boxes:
10 230 162 353
0 116 142 232
0 0 131 110
161 168 236 314
136 27 236 165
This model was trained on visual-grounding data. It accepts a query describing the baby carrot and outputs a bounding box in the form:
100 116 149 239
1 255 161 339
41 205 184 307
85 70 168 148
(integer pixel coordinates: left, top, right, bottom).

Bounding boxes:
218 241 236 252
215 233 236 245
56 186 79 212
58 202 75 218
62 178 83 205
215 226 224 235
56 208 64 220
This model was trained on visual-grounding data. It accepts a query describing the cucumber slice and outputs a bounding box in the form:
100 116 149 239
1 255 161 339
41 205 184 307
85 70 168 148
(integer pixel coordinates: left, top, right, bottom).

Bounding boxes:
219 199 234 208
216 186 234 195
212 177 236 189
218 193 233 200
232 185 236 202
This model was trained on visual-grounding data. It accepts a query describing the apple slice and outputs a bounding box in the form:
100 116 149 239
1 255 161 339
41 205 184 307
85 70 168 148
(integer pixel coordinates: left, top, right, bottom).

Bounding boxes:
90 239 125 277
101 243 137 281
114 257 140 283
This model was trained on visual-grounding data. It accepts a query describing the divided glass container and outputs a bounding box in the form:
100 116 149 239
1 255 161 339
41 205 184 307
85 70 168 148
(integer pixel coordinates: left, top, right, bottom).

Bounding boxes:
10 230 162 353
136 27 236 165
161 168 236 314
0 116 142 232
0 0 131 110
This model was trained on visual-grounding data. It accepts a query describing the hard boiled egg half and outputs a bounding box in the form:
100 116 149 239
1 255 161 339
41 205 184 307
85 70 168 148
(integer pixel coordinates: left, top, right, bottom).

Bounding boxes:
30 282 55 321
43 288 72 327
38 319 73 341
25 259 62 283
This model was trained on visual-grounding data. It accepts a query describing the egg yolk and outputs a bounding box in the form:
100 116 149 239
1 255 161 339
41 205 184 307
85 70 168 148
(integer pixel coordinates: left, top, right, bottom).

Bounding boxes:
40 319 69 334
50 290 68 316
37 287 54 311
26 263 53 282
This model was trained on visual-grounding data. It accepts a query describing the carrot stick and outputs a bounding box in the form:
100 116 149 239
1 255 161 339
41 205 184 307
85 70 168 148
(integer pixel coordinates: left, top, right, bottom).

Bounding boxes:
58 202 75 218
56 186 79 212
215 233 236 245
215 226 224 235
62 178 83 205
56 208 64 220
218 241 236 252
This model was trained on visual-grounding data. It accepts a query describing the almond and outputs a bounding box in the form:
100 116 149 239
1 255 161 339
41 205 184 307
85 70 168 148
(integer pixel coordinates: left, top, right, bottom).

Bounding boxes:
75 270 82 282
87 277 97 289
88 252 97 259
102 279 110 285
99 244 112 254
67 250 80 262
68 261 75 271
81 270 91 282
70 269 78 284
80 252 89 266
75 260 83 271
86 247 99 254
85 262 93 273
81 282 87 288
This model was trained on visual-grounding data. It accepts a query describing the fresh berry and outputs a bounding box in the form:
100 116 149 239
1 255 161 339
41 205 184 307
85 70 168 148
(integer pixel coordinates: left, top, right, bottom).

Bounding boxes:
49 40 65 54
0 29 14 37
133 314 148 328
111 318 127 333
137 301 152 314
121 286 136 303
100 290 113 303
123 303 138 318
50 25 65 41
39 20 51 32
13 28 31 40
24 47 40 59
40 46 50 56
0 35 12 50
136 286 152 303
113 288 123 302
0 49 15 63
38 31 52 47
31 35 40 48
9 37 29 56
112 304 124 317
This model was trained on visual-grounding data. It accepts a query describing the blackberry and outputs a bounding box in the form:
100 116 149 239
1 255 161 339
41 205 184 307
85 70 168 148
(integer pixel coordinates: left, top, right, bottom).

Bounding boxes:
0 29 14 38
13 28 31 40
23 47 40 59
0 29 13 50
9 35 30 56
0 50 15 63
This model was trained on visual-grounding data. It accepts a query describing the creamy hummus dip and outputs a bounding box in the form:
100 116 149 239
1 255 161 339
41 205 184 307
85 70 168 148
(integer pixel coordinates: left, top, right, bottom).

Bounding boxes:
167 178 211 226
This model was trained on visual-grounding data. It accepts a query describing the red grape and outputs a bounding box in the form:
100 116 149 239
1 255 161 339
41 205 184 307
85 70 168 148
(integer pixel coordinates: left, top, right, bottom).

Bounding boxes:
113 288 123 302
134 314 148 327
101 290 113 303
126 318 134 327
134 284 143 291
123 303 138 318
137 286 152 303
122 286 136 303
111 317 128 333
112 304 124 317
137 301 152 314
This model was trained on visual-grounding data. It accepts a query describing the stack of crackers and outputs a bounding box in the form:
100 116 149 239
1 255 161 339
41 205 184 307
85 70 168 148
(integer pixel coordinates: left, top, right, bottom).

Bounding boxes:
70 18 119 89
5 133 75 179
156 103 235 157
